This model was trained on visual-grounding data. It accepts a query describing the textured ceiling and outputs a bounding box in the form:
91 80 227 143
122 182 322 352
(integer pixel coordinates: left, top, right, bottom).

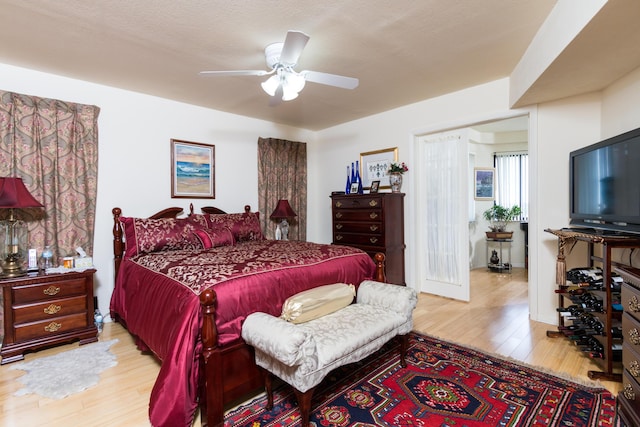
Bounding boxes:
1 1 637 131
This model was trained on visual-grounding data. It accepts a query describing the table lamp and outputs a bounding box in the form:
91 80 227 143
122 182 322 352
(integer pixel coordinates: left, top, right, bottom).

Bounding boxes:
270 199 297 240
0 177 44 277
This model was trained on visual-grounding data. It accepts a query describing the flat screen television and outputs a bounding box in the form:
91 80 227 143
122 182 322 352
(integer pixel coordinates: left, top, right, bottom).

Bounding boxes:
570 126 640 235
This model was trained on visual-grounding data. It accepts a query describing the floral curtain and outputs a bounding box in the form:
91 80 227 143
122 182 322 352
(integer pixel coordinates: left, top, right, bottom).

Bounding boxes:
0 90 100 264
257 137 307 241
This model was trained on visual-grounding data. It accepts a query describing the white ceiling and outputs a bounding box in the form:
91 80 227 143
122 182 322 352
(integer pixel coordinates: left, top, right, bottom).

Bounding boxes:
1 1 639 131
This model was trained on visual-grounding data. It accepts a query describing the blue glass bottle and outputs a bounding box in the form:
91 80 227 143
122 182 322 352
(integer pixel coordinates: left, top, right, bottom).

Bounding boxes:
350 162 356 188
345 165 351 194
355 160 363 194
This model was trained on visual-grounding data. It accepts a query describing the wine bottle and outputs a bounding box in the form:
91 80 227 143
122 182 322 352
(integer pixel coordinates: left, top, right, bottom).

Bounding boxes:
345 165 351 194
355 160 363 194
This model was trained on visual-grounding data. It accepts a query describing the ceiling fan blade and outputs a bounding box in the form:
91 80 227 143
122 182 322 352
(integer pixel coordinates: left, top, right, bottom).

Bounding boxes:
199 70 269 77
279 30 310 66
301 70 359 89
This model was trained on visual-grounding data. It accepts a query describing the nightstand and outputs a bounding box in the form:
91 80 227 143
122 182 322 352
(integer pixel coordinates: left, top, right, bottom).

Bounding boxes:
1 269 98 364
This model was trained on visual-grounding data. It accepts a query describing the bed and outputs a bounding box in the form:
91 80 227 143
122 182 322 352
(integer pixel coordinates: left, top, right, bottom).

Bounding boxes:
110 204 385 427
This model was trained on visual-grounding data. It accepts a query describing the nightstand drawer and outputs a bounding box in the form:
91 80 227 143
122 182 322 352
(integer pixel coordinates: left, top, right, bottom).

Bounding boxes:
12 278 87 304
333 197 382 209
13 295 88 324
14 313 89 342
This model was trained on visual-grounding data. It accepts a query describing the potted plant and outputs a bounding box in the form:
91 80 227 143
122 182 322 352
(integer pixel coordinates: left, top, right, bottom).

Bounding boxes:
482 204 522 238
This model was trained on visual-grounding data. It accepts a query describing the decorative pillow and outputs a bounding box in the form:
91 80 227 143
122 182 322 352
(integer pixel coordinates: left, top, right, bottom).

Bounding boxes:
281 283 356 324
120 216 203 258
193 226 235 249
205 212 265 242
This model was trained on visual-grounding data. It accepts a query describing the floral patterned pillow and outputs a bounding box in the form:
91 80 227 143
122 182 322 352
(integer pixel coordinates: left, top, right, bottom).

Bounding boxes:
193 226 235 249
120 216 204 258
205 212 264 242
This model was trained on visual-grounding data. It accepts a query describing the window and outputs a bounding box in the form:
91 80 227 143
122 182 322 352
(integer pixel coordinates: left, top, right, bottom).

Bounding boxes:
494 152 528 221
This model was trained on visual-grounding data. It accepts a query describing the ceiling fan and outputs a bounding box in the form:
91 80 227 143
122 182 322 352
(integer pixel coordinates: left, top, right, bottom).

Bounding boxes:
199 30 359 105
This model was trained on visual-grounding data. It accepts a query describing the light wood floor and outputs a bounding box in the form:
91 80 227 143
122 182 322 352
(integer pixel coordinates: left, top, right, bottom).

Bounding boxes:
0 268 622 426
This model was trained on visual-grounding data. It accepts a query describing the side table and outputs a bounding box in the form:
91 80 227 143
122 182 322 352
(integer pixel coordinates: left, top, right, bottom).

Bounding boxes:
1 269 98 364
486 238 512 273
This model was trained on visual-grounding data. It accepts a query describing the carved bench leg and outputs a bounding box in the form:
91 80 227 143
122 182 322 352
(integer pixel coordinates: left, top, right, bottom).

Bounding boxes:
399 334 409 368
293 387 315 427
263 369 274 410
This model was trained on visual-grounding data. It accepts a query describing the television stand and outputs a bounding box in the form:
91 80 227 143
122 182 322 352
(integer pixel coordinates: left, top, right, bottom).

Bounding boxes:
545 228 640 382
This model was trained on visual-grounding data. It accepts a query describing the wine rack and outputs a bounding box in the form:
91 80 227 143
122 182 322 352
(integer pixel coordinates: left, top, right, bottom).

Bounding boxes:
545 229 640 382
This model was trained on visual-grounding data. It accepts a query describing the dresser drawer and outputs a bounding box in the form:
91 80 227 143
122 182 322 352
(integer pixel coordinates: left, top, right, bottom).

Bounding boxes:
333 210 382 222
334 232 385 247
12 278 87 304
622 281 640 323
14 313 89 342
333 196 382 209
334 222 382 234
620 370 640 419
13 295 88 324
623 313 640 352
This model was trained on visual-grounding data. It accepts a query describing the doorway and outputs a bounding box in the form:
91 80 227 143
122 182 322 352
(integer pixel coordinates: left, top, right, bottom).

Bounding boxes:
414 114 529 302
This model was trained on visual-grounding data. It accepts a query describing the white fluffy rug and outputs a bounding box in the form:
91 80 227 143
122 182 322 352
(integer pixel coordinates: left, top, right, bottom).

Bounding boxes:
9 339 118 399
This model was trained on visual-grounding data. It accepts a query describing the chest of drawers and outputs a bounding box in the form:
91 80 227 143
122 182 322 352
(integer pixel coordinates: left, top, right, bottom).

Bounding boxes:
616 266 640 425
1 269 98 364
331 193 405 285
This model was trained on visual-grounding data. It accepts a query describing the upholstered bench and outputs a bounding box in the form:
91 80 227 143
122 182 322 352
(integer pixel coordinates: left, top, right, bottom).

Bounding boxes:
241 280 417 426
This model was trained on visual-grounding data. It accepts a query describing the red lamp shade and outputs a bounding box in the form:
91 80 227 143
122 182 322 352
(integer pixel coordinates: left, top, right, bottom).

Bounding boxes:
270 199 297 219
0 177 43 208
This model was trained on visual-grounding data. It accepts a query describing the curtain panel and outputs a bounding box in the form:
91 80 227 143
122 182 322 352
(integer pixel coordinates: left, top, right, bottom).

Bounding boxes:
0 90 100 264
257 137 307 241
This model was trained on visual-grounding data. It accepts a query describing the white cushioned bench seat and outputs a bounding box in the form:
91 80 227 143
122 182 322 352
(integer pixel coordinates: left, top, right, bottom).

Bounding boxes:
241 280 417 426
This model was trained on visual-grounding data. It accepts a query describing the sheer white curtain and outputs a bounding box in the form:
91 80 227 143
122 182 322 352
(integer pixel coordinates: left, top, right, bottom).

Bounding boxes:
423 133 464 285
495 152 528 221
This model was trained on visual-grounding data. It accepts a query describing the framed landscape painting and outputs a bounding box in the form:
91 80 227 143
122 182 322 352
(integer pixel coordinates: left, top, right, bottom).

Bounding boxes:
474 167 494 200
171 139 215 199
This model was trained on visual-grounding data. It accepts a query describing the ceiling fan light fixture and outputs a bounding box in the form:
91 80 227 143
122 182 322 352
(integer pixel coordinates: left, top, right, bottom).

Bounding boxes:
261 75 280 96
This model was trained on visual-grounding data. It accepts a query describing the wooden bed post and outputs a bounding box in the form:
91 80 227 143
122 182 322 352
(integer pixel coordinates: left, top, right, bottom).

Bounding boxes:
199 288 223 427
374 252 386 283
112 207 124 282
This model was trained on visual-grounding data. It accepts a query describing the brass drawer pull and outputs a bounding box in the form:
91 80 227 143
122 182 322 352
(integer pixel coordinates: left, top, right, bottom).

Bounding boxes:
623 383 636 401
370 225 379 231
43 285 60 296
335 201 342 208
630 360 640 377
336 212 343 219
44 304 61 315
369 200 378 207
630 295 640 313
369 213 378 219
44 322 62 333
370 237 378 244
335 235 343 241
629 328 640 345
336 224 343 230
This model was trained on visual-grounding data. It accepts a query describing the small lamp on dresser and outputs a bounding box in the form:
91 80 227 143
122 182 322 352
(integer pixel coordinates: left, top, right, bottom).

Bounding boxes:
270 199 297 240
0 177 44 278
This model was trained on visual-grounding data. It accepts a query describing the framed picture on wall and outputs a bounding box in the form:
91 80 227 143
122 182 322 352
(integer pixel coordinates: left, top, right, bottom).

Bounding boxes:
171 139 215 199
360 147 398 190
474 167 494 200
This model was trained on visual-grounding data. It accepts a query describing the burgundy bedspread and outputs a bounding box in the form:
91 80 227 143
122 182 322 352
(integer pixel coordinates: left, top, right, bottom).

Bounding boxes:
110 240 375 427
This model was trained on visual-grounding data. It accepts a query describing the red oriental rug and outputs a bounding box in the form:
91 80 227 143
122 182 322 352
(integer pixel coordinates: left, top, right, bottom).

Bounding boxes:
224 332 618 426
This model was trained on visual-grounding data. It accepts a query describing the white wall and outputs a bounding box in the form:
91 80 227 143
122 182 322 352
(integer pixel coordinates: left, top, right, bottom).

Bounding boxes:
311 79 535 301
0 63 315 319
